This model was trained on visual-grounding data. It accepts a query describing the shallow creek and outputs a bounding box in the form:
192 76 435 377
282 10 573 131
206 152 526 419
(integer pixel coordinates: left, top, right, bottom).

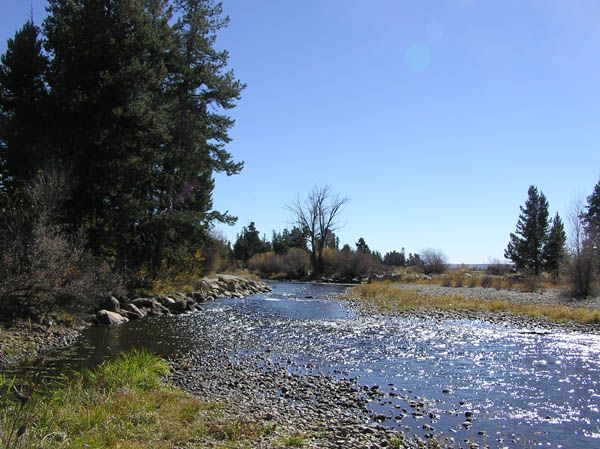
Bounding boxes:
17 282 600 448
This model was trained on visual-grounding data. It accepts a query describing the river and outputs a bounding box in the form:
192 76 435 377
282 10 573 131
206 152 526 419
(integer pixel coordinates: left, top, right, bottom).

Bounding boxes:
20 281 600 449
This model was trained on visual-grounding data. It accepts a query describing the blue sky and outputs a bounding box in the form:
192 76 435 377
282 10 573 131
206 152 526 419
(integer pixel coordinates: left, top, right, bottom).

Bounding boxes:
2 0 599 263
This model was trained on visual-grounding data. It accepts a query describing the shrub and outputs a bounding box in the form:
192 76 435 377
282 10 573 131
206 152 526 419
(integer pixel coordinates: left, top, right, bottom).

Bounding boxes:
565 201 598 298
453 274 464 287
0 168 123 319
149 249 205 294
322 248 378 279
486 259 512 275
565 242 597 298
467 275 478 288
519 276 540 293
419 249 448 275
248 249 310 278
480 275 493 288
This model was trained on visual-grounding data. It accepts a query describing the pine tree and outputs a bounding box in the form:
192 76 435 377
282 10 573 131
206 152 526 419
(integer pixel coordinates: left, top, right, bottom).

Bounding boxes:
505 186 550 275
43 0 176 269
233 222 266 261
582 179 600 272
33 0 244 273
355 237 370 254
583 180 600 243
543 213 567 279
383 249 406 266
146 0 244 273
0 20 49 195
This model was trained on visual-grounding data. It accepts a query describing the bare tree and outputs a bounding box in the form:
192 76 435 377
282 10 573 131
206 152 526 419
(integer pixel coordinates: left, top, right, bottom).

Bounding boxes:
286 185 347 277
566 199 597 298
420 248 448 275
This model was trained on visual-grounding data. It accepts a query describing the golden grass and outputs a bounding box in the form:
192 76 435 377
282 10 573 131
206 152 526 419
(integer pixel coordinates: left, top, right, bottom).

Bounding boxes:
390 269 564 292
347 283 600 325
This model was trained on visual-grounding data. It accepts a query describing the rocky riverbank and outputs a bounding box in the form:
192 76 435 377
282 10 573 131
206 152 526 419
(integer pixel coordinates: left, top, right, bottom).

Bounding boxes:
95 275 271 325
0 275 270 368
170 347 425 449
0 319 85 368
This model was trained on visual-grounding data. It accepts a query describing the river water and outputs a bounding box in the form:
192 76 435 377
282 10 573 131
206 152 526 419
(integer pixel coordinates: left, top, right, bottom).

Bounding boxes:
22 282 600 449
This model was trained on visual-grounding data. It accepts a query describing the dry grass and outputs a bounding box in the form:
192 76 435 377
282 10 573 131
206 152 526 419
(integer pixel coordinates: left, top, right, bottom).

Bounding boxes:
347 283 600 325
390 269 565 293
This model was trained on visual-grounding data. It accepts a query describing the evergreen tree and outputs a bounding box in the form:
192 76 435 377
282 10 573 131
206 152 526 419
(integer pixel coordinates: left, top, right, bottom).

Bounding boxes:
504 186 550 275
543 213 567 278
371 250 383 264
583 180 600 250
355 237 370 254
340 244 352 254
407 253 421 266
383 249 406 266
323 230 339 250
31 0 243 273
271 226 308 255
0 20 49 195
233 222 266 261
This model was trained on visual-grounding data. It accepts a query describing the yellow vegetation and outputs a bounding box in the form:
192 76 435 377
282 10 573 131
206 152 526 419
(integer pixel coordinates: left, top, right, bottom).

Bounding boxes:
347 283 600 325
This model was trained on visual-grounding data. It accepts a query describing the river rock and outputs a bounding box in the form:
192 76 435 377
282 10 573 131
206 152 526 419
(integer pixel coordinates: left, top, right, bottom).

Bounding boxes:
121 303 145 319
97 310 129 325
101 296 121 314
157 296 176 308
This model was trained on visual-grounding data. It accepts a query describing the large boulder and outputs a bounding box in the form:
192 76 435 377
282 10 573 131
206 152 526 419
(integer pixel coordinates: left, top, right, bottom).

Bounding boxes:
100 296 121 314
156 296 176 308
97 310 129 325
131 298 171 316
121 303 146 319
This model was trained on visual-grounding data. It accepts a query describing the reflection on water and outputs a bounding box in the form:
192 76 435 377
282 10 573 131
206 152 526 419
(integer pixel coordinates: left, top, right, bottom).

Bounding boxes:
14 281 600 448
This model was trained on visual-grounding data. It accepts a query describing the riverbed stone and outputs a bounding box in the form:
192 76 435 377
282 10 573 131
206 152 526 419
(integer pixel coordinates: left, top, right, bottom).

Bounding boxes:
96 310 129 325
121 303 145 319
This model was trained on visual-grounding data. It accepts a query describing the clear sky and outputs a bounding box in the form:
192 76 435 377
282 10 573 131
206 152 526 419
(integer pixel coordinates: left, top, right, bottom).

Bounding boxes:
2 0 600 263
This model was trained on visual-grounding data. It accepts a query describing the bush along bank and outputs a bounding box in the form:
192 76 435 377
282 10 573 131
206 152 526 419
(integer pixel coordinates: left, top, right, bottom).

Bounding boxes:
95 275 271 325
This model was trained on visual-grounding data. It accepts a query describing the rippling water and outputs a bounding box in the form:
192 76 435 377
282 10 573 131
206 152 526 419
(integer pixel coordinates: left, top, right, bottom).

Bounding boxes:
19 282 600 448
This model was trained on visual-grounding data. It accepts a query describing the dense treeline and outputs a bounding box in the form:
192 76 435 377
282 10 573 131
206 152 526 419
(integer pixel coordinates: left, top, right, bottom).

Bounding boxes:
229 219 429 280
0 0 243 317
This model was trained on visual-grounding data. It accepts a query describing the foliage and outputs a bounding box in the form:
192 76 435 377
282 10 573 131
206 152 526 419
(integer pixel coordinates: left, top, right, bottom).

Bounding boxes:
582 178 600 271
148 248 205 294
322 247 378 279
271 227 307 254
406 252 421 267
286 185 347 276
233 222 270 261
419 248 448 275
247 249 310 278
355 237 370 254
505 185 550 276
383 249 406 266
371 250 383 264
543 213 567 280
0 20 49 194
0 168 123 319
566 200 597 298
0 0 243 277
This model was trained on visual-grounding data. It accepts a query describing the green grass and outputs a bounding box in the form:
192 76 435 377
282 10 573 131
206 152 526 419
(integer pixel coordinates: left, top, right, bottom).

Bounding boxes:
1 350 263 449
279 433 306 447
347 283 600 326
